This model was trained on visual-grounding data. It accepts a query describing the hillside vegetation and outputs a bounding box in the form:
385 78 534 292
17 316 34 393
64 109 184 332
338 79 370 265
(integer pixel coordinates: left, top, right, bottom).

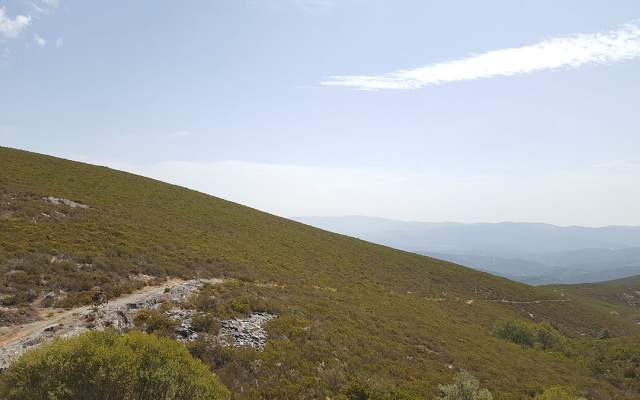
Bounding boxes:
1 147 639 399
547 276 640 325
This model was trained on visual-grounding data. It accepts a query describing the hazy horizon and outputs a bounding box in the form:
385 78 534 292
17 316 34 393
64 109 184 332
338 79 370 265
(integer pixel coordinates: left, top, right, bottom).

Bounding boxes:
4 144 640 229
292 215 640 229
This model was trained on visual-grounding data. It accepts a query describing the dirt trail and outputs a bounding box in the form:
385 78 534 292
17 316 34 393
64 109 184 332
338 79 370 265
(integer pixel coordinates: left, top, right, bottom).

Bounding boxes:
0 278 226 369
420 297 570 305
0 279 182 348
491 299 570 304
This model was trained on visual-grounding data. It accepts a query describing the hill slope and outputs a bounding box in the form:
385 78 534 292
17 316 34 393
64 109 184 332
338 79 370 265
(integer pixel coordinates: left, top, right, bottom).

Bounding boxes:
1 147 639 399
547 275 640 325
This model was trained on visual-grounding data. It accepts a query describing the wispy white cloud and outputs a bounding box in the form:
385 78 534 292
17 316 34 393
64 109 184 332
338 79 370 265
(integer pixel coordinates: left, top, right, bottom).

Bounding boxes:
29 2 48 14
29 0 60 14
0 7 31 39
33 34 46 47
323 21 640 90
55 37 63 47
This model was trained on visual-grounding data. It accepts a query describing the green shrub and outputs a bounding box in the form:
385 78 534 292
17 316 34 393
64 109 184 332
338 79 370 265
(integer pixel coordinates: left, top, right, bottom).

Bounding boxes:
598 329 610 340
231 299 250 314
0 330 229 400
265 314 311 343
192 313 220 334
437 371 493 400
533 323 568 352
494 320 569 353
187 339 235 369
192 281 277 319
342 381 371 400
0 294 16 306
191 291 219 313
133 309 177 337
494 320 536 347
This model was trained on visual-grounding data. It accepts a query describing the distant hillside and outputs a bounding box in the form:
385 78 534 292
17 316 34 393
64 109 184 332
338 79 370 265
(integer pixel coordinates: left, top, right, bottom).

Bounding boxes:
421 252 555 279
423 249 640 285
295 216 640 284
2 147 640 399
293 216 640 255
547 275 640 325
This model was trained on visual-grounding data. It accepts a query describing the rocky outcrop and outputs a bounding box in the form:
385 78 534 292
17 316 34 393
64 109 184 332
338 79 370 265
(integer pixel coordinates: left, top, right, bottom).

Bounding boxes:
43 196 89 209
219 312 276 350
166 309 199 342
0 278 277 369
620 292 640 307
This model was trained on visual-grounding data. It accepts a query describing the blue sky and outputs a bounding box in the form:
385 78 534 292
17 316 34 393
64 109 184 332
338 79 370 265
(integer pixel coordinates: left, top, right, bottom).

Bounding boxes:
1 1 639 226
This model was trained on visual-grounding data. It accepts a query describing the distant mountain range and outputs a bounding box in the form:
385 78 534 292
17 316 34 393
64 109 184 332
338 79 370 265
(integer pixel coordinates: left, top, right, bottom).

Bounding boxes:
294 216 640 284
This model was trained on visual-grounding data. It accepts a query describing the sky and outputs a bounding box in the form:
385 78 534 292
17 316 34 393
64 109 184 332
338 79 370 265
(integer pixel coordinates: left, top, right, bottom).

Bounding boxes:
1 0 639 226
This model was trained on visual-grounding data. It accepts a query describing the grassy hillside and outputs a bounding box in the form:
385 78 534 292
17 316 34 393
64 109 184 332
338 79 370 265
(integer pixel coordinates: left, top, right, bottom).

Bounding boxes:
547 276 640 325
1 147 639 399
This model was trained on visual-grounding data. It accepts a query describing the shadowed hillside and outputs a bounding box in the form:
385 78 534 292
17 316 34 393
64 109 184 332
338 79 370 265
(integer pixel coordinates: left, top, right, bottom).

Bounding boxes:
1 147 639 399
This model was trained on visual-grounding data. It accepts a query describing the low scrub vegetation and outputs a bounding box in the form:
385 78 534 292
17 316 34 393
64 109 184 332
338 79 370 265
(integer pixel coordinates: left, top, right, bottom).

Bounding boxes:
590 339 640 393
189 280 278 318
495 319 640 395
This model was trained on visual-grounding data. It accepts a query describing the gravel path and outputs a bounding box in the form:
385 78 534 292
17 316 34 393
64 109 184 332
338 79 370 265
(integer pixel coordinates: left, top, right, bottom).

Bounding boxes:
0 278 222 369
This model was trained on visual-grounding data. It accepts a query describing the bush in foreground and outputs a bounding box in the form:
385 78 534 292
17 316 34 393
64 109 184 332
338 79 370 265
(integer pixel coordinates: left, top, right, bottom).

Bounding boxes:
0 330 229 400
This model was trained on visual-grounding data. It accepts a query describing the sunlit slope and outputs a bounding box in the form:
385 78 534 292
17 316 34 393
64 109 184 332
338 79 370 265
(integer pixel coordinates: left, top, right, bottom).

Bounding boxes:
1 146 638 399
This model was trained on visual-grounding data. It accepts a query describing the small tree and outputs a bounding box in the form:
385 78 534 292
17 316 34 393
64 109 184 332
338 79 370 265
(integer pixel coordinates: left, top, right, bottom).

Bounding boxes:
437 371 493 400
0 330 229 400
